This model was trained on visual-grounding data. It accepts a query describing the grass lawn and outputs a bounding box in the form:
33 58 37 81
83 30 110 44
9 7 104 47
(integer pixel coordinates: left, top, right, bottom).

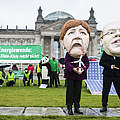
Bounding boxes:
0 79 120 120
0 79 119 107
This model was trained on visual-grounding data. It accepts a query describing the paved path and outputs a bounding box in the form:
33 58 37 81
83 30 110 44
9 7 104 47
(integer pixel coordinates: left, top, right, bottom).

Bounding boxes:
0 107 120 117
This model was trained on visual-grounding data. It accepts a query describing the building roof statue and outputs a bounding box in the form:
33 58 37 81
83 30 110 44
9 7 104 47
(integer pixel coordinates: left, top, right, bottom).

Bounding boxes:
88 7 97 24
36 6 44 23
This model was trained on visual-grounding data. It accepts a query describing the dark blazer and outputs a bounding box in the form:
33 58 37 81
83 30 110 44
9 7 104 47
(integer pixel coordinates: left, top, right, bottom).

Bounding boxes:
65 52 89 80
99 51 120 77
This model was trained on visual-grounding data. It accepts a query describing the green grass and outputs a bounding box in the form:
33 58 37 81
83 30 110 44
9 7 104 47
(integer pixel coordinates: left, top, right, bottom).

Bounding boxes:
0 79 120 119
0 116 120 120
0 79 119 108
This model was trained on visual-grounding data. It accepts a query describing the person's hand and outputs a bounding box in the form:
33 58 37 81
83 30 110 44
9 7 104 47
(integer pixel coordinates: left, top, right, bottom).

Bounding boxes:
111 65 119 69
114 66 119 69
73 67 84 75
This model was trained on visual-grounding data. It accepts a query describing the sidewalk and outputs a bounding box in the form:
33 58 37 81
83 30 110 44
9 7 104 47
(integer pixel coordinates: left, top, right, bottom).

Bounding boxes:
0 107 120 117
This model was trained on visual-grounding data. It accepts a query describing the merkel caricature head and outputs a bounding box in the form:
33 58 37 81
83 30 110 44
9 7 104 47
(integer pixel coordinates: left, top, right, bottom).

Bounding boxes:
100 21 120 57
59 20 90 58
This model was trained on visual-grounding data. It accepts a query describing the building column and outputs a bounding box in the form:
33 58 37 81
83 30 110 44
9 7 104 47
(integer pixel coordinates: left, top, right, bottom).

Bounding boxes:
88 40 92 56
41 36 44 56
60 43 64 58
91 36 97 56
51 36 54 57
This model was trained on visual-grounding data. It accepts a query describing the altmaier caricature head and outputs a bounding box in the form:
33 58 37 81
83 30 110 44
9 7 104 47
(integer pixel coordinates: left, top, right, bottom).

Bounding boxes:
101 21 120 57
60 20 90 58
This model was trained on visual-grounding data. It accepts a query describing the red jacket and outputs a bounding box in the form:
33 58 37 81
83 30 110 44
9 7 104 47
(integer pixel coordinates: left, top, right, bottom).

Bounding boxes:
28 65 34 72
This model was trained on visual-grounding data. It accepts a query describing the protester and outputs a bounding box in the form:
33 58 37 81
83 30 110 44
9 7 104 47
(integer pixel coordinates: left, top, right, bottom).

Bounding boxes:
12 64 18 71
28 64 34 85
36 61 42 86
57 64 61 86
58 59 66 86
49 56 59 88
6 68 15 87
59 20 90 115
99 21 120 112
12 64 18 82
23 68 30 86
39 56 51 88
0 68 5 87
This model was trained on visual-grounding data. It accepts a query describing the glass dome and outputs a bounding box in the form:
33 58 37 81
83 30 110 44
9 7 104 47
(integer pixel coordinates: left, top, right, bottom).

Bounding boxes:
44 11 74 20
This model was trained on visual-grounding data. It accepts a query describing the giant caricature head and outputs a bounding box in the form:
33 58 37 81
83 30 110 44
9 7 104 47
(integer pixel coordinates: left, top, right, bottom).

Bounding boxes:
59 20 90 58
100 21 120 57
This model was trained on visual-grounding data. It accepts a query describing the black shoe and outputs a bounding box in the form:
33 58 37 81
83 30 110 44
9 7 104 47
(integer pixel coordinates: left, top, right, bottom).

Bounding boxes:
68 108 73 115
100 107 107 112
67 106 73 115
74 108 83 114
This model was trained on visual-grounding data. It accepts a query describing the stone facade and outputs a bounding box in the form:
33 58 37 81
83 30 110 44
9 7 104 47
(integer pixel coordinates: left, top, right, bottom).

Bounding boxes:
0 6 101 60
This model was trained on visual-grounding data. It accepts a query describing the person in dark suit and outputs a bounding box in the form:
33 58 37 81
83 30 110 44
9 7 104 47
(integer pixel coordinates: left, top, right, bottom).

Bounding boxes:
99 21 120 112
65 52 89 115
59 20 90 115
100 51 120 112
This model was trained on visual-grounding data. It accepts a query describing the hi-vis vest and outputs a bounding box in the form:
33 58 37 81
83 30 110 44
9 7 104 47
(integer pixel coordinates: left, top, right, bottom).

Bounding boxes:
37 64 42 73
0 71 3 80
8 73 14 81
24 71 30 78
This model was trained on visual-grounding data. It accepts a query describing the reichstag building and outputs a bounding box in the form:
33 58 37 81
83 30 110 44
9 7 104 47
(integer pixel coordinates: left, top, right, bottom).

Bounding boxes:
0 6 101 59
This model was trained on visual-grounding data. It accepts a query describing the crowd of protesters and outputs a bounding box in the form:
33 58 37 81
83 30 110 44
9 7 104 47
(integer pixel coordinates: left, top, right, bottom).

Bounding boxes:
0 56 63 88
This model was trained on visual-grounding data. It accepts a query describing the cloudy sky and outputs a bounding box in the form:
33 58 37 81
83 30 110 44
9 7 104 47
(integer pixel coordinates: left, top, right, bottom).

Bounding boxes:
0 0 120 30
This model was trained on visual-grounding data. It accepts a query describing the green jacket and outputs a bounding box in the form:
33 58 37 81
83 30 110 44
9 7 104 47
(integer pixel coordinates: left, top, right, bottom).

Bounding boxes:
0 71 3 80
49 59 59 72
